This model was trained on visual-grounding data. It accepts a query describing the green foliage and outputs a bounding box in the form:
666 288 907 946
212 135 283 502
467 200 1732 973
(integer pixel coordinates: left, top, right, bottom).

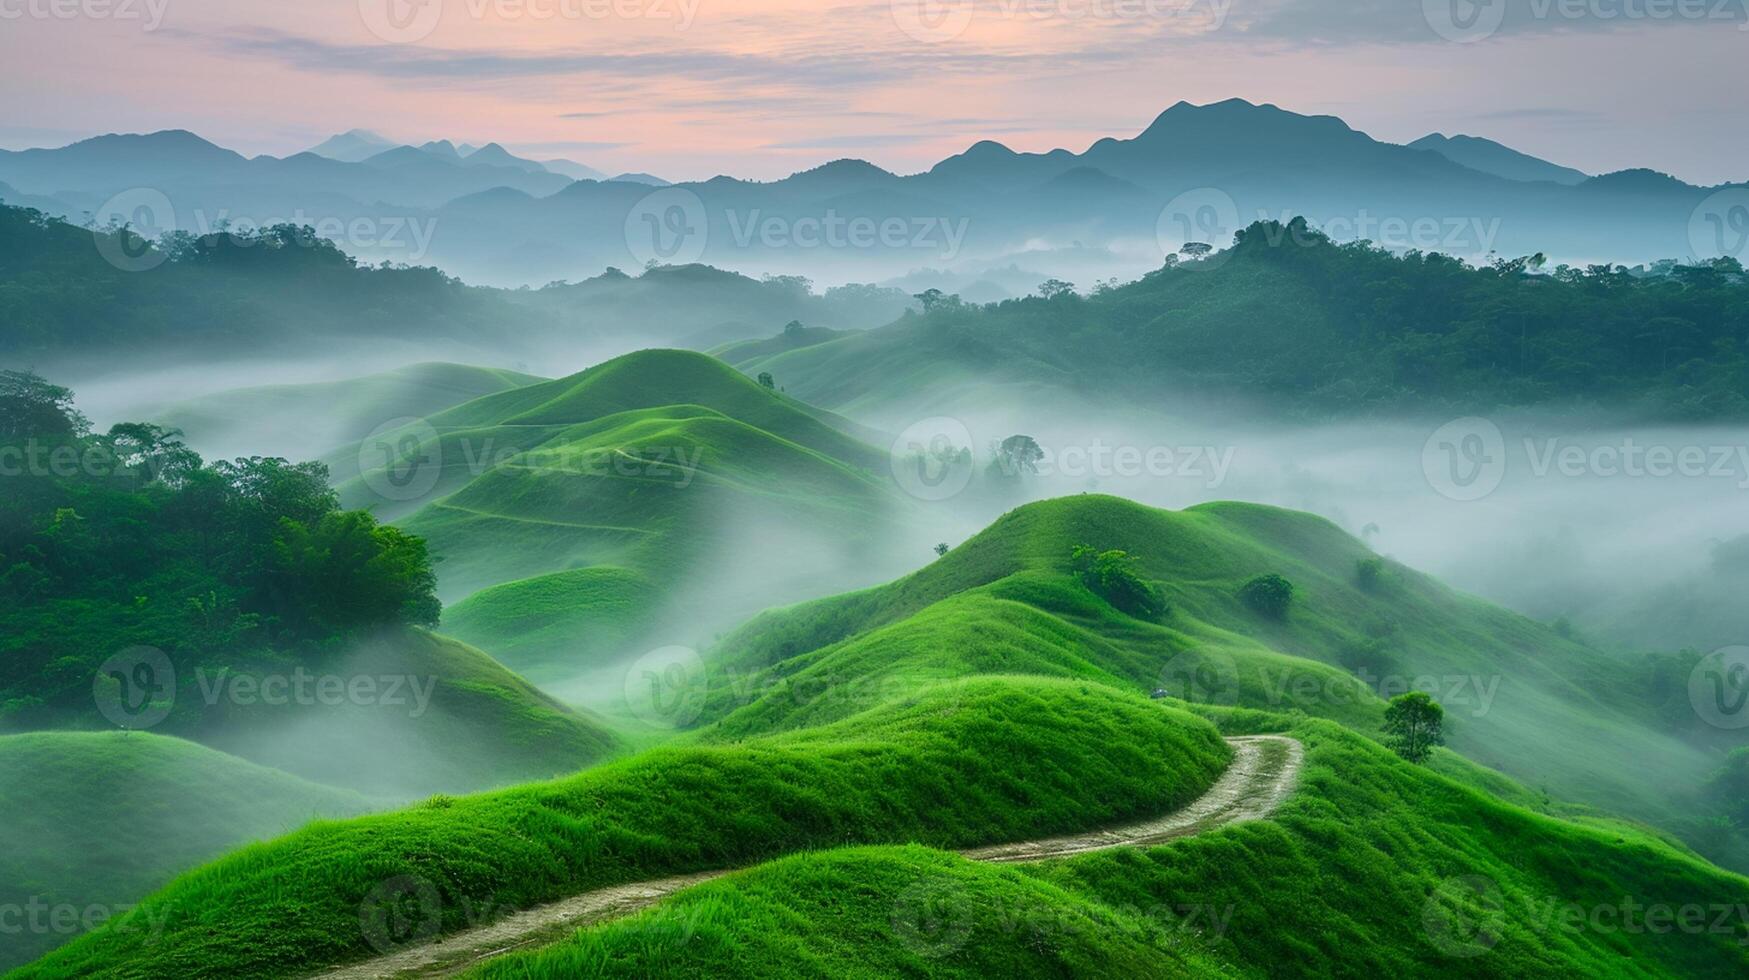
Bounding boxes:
13 679 1230 979
0 380 441 732
1236 573 1295 619
1383 691 1447 763
1704 748 1749 828
756 371 775 389
1355 556 1385 591
1070 544 1167 620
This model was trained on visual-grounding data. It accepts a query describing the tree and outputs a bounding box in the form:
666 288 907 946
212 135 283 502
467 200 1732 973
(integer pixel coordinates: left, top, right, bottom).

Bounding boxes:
933 542 950 558
782 319 805 338
1180 242 1214 260
1070 544 1167 620
757 372 776 390
1355 556 1385 591
1038 278 1075 299
913 288 947 312
1703 748 1749 828
1237 573 1295 618
989 434 1044 478
1382 691 1446 763
0 370 88 441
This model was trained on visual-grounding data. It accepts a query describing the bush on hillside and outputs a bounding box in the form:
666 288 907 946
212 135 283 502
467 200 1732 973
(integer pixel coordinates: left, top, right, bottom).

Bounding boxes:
1070 545 1167 620
1238 574 1295 619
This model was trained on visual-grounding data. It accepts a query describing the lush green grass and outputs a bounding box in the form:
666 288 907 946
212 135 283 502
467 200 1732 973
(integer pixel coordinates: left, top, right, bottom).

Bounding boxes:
317 350 908 685
9 678 1229 979
472 714 1749 979
704 494 1741 870
192 627 620 798
466 845 1235 979
0 732 369 972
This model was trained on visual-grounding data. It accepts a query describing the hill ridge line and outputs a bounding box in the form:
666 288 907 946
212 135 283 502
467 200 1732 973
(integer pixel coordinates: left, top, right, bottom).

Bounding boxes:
309 734 1302 979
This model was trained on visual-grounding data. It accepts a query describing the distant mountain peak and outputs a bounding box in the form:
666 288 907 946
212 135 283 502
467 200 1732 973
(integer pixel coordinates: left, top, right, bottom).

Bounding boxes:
1408 132 1589 185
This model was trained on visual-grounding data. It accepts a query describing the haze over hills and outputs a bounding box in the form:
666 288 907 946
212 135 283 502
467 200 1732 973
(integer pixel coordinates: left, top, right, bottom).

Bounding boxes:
4 100 1742 289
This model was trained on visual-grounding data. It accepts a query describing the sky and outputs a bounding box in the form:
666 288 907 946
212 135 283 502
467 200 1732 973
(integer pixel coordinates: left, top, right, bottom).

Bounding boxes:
0 0 1745 184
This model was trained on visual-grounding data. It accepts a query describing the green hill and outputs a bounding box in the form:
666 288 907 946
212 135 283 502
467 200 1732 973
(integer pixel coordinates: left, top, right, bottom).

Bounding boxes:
722 220 1749 422
9 678 1230 979
700 494 1745 870
194 627 620 798
0 732 369 972
481 717 1749 979
330 350 908 688
148 361 543 461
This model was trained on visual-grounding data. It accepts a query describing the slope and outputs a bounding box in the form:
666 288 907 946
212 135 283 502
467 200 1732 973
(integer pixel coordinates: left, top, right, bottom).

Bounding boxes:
700 494 1745 871
0 732 369 972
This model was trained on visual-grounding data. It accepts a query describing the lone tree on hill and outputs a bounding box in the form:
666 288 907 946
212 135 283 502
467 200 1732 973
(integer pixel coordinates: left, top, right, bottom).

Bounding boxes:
757 372 776 390
1382 691 1446 764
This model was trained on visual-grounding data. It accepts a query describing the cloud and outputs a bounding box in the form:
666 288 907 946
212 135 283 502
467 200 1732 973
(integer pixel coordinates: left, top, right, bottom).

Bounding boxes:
1229 0 1748 46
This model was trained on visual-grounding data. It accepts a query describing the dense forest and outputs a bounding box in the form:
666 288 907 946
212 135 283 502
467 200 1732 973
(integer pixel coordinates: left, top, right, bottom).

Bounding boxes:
896 219 1749 419
0 370 440 730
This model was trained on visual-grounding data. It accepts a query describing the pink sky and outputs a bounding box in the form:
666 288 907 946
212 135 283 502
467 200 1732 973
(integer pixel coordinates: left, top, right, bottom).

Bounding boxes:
1 0 1744 184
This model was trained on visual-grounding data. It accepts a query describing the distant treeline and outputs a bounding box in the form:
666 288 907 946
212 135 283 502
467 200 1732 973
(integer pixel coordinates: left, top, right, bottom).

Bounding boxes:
904 219 1749 420
0 203 911 360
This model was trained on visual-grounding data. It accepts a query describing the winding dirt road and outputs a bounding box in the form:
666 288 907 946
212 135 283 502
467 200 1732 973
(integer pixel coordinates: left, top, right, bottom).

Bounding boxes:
313 734 1302 980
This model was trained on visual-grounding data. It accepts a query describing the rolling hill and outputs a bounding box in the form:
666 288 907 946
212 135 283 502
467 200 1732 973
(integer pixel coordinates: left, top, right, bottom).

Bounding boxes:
329 350 914 690
699 494 1748 872
0 732 369 972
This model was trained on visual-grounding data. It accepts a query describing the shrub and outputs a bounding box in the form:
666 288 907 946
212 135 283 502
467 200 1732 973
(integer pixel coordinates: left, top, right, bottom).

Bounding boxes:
1237 574 1295 619
1070 545 1167 620
1355 557 1385 591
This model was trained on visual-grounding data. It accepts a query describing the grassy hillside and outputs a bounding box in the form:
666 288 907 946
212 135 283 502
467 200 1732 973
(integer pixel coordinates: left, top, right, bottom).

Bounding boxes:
723 220 1749 422
194 627 620 798
701 494 1744 870
148 361 542 460
484 715 1749 979
9 678 1230 979
327 350 908 687
0 732 369 972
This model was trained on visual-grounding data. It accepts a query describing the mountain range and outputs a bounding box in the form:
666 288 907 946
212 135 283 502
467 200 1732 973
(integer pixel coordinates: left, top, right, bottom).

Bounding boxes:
0 100 1740 288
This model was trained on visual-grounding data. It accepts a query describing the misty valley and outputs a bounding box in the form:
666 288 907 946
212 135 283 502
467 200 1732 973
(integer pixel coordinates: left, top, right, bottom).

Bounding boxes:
4 6 1749 978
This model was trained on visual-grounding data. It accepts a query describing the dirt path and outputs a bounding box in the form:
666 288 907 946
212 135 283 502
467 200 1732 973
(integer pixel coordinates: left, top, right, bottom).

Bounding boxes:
313 735 1302 979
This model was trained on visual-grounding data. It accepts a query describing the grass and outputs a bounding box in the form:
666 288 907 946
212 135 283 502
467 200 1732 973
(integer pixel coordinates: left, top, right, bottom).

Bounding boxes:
9 678 1230 979
0 732 370 972
191 627 620 798
465 714 1749 979
441 567 661 679
704 494 1740 869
